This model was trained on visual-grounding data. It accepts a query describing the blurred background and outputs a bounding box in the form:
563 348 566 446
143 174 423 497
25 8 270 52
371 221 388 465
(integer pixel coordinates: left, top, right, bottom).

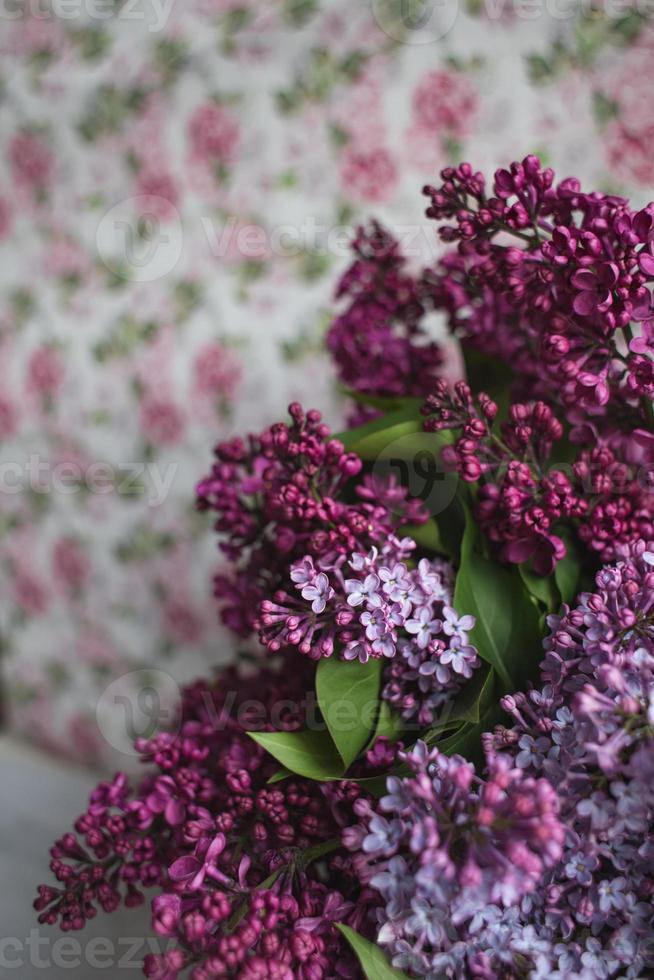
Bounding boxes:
1 4 654 958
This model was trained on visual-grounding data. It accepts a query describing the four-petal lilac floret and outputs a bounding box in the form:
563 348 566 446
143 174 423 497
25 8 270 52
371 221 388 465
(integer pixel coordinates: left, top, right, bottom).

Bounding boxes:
301 572 334 613
345 572 382 607
406 607 443 649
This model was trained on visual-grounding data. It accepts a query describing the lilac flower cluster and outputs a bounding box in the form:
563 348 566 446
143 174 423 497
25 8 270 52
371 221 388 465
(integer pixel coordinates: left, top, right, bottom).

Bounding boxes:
35 656 391 979
348 543 654 978
196 403 426 637
481 540 654 977
327 222 443 410
423 157 654 432
258 537 479 721
35 157 654 980
344 740 565 978
422 379 654 567
572 443 654 562
422 381 587 572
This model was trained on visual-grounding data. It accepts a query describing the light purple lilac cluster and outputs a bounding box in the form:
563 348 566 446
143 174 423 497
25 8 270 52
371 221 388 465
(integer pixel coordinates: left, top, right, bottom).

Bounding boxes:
257 538 479 724
483 539 654 978
348 542 654 979
344 740 565 978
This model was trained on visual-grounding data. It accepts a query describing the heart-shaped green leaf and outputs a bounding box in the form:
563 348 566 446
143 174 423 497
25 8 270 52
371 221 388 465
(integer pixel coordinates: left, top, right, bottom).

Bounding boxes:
316 656 382 769
249 729 344 781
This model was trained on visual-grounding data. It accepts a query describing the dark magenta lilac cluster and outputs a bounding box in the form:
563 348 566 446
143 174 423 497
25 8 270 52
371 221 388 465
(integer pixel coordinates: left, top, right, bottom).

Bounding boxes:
423 158 654 417
196 402 425 637
35 657 391 979
327 221 443 415
422 382 587 573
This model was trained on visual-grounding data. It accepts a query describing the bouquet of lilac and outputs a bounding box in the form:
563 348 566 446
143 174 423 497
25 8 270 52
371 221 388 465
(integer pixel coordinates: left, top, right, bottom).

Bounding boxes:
36 157 654 979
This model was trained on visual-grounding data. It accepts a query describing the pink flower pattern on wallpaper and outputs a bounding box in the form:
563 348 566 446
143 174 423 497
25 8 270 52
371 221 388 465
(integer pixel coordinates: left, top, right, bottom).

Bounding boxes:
598 28 654 187
0 2 653 766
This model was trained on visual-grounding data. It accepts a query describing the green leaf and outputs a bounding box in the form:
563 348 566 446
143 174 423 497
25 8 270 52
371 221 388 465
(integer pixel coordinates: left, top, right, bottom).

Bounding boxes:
461 345 512 422
519 562 560 613
448 662 496 726
437 720 477 754
267 767 292 784
453 508 511 688
350 773 391 797
399 518 453 558
316 657 381 769
340 388 418 413
437 719 489 766
295 837 341 869
554 535 581 606
436 684 506 767
338 406 456 527
371 699 405 744
249 729 344 781
423 665 496 750
432 495 467 561
454 503 542 693
336 401 423 455
462 345 513 392
336 925 408 980
346 418 423 461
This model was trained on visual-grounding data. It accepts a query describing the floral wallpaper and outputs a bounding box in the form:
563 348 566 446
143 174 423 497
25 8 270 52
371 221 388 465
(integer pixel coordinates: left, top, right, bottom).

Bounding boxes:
1 0 653 767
